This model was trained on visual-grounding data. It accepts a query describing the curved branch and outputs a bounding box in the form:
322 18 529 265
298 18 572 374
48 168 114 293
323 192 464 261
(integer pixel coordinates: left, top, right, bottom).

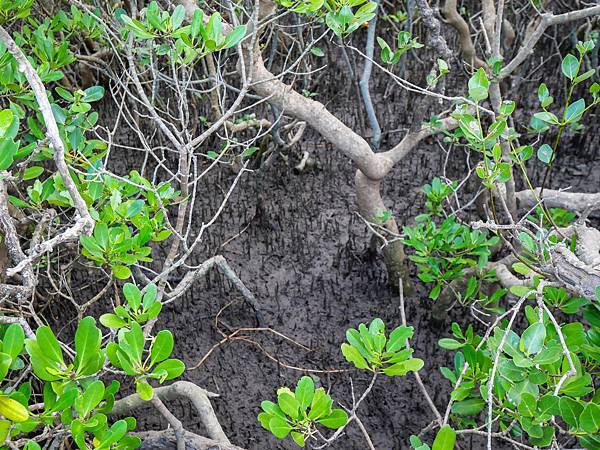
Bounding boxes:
500 5 600 79
111 381 230 444
441 0 485 68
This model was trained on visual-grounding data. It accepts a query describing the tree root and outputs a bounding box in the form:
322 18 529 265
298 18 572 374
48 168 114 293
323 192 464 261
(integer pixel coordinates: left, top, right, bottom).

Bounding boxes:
136 430 246 450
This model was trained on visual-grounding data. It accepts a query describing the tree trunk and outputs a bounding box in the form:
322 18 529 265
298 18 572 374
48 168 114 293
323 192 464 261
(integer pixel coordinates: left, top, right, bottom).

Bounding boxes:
355 170 412 291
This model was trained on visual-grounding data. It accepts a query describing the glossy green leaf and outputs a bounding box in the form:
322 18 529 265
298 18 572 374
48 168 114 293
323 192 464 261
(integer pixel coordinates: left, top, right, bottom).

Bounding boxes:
579 402 600 433
74 316 103 376
268 416 292 438
294 376 314 411
2 324 24 360
432 425 456 450
520 323 546 355
561 54 579 80
150 330 174 365
317 409 348 429
136 382 153 401
341 343 369 369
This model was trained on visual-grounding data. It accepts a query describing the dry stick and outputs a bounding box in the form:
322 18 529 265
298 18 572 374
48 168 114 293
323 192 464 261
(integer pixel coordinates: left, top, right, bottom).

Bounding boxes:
197 302 347 374
314 373 378 449
0 26 94 278
0 316 34 339
164 255 264 325
353 415 376 450
541 303 577 395
398 279 443 426
485 291 534 450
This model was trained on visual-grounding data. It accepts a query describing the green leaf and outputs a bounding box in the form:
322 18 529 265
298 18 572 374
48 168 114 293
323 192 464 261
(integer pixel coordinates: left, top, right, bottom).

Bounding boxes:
386 326 413 352
310 46 324 57
537 144 554 164
223 25 247 49
308 388 332 420
23 166 44 180
260 400 286 419
112 265 132 279
277 392 300 420
451 398 485 416
171 4 186 30
438 338 464 350
291 431 305 447
257 412 272 430
0 139 18 170
0 353 11 380
150 330 174 365
537 394 560 417
294 376 314 411
520 323 546 355
559 396 583 429
468 68 489 101
268 416 292 439
2 324 24 360
99 313 127 329
136 382 153 401
383 358 424 376
0 110 13 137
0 396 29 422
564 98 585 124
537 83 549 103
517 392 537 417
83 86 105 102
341 343 369 369
533 112 559 125
432 425 456 450
74 316 104 377
580 403 600 434
75 380 105 418
507 380 538 405
123 283 142 310
152 359 185 380
25 326 65 380
317 409 348 429
561 54 579 80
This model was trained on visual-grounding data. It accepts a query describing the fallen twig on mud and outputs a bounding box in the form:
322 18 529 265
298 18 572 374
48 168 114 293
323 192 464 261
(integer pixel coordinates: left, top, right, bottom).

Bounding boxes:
190 301 347 373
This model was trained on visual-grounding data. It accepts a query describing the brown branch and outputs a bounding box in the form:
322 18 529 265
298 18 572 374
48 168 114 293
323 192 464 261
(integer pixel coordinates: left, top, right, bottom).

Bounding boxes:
441 0 485 68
